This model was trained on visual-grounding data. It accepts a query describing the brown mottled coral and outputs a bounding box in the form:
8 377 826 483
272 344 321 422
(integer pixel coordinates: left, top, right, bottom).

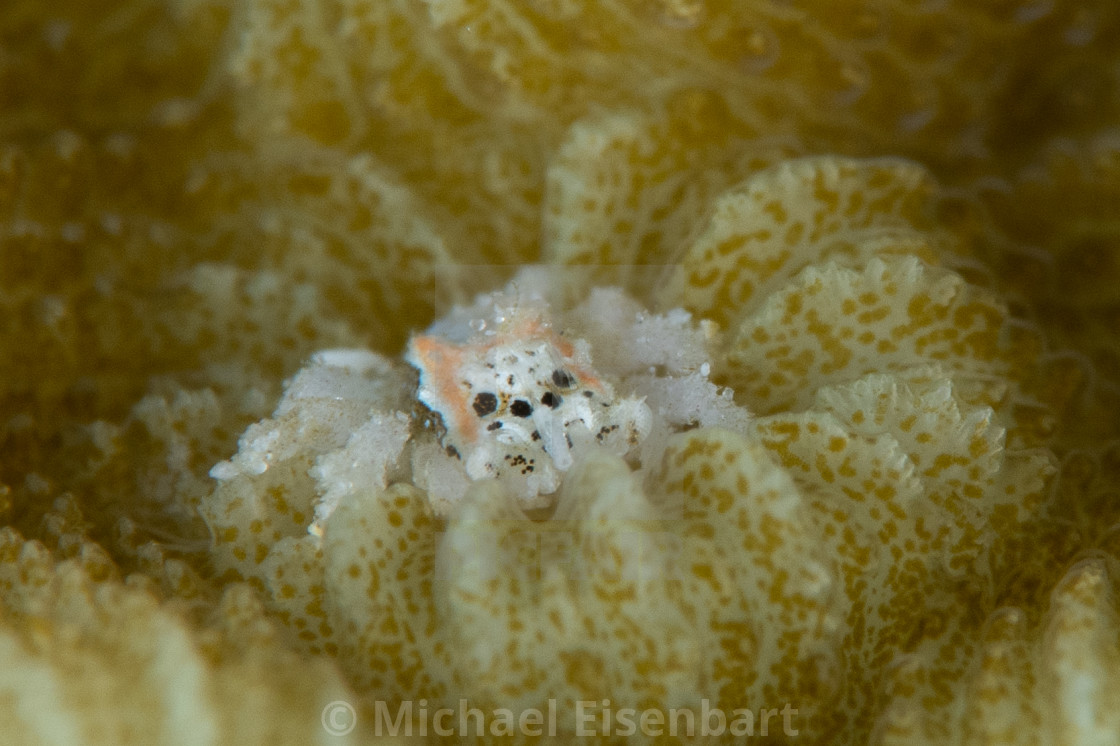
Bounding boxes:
179 156 1058 743
4 0 1120 743
0 526 366 746
876 556 1120 746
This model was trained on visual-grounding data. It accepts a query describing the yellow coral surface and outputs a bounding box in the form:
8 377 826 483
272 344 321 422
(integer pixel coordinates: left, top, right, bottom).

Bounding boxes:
3 0 1120 744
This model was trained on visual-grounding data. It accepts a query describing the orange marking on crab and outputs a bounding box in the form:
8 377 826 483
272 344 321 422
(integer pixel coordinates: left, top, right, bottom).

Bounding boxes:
566 362 606 394
550 333 575 358
409 335 478 443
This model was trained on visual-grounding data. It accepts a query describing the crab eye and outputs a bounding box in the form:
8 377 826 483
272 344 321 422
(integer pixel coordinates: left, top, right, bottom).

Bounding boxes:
551 369 575 389
510 399 533 417
473 392 498 417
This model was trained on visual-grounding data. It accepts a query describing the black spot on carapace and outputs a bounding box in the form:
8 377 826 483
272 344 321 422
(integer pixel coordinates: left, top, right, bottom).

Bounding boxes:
583 390 594 398
445 444 461 459
487 421 503 431
510 399 533 417
473 392 498 417
540 391 561 408
552 369 575 388
531 430 541 441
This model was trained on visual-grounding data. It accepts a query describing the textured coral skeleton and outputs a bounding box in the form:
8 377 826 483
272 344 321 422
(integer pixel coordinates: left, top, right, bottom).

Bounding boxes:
3 0 1120 744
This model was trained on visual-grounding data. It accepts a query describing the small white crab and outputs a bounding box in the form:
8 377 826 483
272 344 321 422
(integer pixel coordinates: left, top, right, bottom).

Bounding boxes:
406 288 650 510
208 272 748 530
